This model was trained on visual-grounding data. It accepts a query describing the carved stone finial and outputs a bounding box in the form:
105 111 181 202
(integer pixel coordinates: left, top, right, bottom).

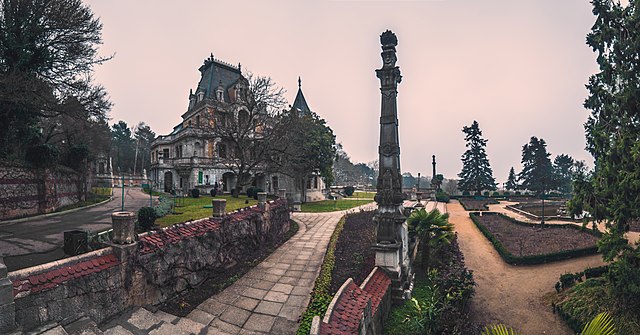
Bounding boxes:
298 76 302 88
238 63 241 72
380 30 398 50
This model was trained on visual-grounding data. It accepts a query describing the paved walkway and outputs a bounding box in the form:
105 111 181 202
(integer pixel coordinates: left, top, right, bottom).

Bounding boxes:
97 209 360 335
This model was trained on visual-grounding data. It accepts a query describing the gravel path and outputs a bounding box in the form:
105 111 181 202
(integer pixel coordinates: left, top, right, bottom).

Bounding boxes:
449 200 605 334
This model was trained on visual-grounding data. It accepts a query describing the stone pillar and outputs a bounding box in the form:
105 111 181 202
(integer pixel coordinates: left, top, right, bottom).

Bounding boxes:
277 189 287 199
212 199 227 217
111 212 136 244
0 258 16 333
257 192 268 210
372 30 413 304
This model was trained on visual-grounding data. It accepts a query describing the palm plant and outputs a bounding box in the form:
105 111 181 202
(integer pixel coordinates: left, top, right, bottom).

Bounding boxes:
480 312 616 335
407 208 454 268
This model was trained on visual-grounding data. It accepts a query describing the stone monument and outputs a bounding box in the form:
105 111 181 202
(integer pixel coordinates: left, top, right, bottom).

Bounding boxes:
372 30 413 303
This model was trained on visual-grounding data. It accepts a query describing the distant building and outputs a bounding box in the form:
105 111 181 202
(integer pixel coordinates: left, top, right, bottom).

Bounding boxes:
150 54 324 202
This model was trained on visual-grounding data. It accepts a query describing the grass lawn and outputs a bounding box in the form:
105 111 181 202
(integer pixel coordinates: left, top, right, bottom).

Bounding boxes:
300 199 373 212
156 195 258 227
350 191 375 199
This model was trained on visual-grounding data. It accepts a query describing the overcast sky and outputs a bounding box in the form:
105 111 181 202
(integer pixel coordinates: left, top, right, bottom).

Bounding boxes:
84 0 599 184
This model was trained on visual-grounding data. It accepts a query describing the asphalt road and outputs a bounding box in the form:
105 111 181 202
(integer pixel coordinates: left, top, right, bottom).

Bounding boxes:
0 187 153 271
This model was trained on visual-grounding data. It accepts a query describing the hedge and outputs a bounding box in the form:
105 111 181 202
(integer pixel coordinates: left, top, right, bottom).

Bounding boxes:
296 216 346 335
468 212 600 265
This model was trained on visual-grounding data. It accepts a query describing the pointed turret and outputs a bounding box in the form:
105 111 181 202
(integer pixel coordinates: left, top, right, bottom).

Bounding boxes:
291 76 311 114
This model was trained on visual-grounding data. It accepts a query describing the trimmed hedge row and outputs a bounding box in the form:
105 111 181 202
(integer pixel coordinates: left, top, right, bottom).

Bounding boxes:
469 212 601 265
296 216 346 335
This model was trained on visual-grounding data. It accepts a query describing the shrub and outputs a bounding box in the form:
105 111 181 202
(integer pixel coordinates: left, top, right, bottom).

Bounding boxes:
191 188 200 198
154 196 173 217
246 186 257 198
210 188 217 197
344 186 355 197
515 191 521 195
138 207 157 231
462 191 470 196
503 191 510 196
483 191 490 197
492 191 500 197
584 265 608 279
253 188 264 200
26 144 59 168
435 191 450 203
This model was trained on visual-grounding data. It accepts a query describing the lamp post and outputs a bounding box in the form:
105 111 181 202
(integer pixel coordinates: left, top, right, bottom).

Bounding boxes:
417 172 421 191
541 180 545 226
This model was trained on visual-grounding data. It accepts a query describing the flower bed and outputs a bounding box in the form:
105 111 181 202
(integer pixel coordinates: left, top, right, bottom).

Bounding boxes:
459 198 498 211
469 212 600 265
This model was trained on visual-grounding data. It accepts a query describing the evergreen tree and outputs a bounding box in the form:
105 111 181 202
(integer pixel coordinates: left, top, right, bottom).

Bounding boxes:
553 154 574 195
458 120 496 194
570 0 640 314
505 167 518 191
517 137 554 196
111 121 134 173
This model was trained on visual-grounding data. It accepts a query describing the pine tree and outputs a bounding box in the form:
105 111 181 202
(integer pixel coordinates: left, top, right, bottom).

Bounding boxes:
517 137 554 196
553 154 574 195
458 121 496 194
505 167 518 191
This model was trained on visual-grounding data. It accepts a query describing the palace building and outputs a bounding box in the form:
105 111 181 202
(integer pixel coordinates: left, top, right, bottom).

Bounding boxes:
150 54 325 203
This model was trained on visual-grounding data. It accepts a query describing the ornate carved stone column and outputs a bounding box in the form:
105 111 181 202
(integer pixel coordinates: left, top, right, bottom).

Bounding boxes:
372 30 412 303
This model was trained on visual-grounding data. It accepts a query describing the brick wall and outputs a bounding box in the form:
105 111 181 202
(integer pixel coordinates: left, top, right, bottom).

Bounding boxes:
0 162 84 220
8 200 290 332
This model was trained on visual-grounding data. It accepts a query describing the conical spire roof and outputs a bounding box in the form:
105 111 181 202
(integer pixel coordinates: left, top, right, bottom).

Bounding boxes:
291 76 311 113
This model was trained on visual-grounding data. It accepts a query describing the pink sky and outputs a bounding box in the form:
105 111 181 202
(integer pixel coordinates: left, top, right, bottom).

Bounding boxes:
85 0 599 183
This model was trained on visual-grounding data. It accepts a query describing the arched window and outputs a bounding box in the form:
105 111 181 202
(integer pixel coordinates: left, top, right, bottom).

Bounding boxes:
218 143 227 158
194 142 201 157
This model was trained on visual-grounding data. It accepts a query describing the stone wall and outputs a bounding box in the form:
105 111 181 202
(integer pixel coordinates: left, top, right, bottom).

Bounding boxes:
0 161 84 220
310 267 392 335
8 200 290 332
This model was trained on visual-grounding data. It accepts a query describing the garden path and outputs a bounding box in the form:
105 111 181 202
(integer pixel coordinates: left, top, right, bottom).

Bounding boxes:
450 200 605 334
92 204 376 335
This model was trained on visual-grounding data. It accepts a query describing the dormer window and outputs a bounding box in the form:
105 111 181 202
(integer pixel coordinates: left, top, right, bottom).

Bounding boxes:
236 87 243 101
197 91 205 102
217 90 224 102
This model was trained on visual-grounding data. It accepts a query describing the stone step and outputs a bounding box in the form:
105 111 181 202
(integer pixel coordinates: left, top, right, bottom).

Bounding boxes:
63 317 104 335
35 324 69 335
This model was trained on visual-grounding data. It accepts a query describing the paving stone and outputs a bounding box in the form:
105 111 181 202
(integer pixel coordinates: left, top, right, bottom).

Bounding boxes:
251 280 275 291
235 277 259 288
238 330 264 335
291 286 312 296
254 300 283 316
263 291 289 303
271 316 298 334
265 268 286 276
273 263 290 270
127 308 159 330
209 318 242 334
103 325 134 335
243 314 275 333
148 322 190 335
203 327 235 335
277 276 298 285
271 283 294 294
278 306 301 322
42 326 71 335
220 306 251 327
242 287 268 300
288 265 304 271
188 309 215 325
199 299 229 316
234 296 260 311
262 274 281 283
284 270 303 278
285 295 309 308
176 317 206 334
153 310 179 324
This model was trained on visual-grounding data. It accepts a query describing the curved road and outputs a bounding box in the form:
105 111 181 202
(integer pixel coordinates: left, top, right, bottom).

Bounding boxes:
0 187 153 271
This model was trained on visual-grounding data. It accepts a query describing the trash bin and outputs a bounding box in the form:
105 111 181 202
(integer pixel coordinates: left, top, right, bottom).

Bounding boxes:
63 230 88 256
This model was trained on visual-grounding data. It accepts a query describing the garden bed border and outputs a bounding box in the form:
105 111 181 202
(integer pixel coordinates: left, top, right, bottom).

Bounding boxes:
469 212 601 265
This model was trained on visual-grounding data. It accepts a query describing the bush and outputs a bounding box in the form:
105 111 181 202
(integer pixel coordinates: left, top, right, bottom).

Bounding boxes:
584 265 608 279
64 144 90 171
462 191 470 196
492 191 500 197
435 191 450 203
515 191 521 195
483 191 490 197
503 191 510 196
154 196 173 217
191 188 200 198
26 144 59 168
246 186 257 198
210 189 217 197
138 207 157 231
344 186 355 197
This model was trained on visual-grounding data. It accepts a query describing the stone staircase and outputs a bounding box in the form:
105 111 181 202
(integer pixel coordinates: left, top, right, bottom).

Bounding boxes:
33 307 214 335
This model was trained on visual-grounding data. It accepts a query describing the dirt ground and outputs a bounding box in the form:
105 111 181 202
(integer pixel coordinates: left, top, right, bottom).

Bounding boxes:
449 200 605 334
